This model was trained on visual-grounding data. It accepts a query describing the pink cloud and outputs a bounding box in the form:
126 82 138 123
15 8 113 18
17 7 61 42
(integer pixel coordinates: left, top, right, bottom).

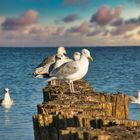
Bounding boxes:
53 27 66 36
111 25 134 36
0 6 140 46
90 5 122 25
28 24 65 36
68 21 89 34
28 25 46 34
2 10 38 30
0 17 5 25
87 27 102 36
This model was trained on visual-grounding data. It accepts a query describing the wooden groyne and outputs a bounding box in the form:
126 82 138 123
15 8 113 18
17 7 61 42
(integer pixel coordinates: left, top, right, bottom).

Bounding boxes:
33 80 140 140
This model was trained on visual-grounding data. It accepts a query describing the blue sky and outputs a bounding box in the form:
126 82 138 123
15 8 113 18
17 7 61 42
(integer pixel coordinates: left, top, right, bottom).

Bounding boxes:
0 0 140 46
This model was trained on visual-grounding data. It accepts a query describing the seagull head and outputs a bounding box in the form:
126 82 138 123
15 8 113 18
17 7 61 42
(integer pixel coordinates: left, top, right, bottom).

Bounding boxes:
55 54 63 60
4 88 9 93
82 49 93 61
57 46 67 55
73 52 81 61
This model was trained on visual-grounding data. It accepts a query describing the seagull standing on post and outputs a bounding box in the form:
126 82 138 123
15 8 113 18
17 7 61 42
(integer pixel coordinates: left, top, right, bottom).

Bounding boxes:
33 46 71 77
48 49 93 92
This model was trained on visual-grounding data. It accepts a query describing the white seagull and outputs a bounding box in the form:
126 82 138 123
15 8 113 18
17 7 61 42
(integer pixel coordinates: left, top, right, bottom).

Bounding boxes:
47 51 81 85
130 90 140 104
33 46 67 78
0 88 14 109
48 49 93 92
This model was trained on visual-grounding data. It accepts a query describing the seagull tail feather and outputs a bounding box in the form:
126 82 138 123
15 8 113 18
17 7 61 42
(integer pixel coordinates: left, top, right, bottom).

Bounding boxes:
44 77 57 83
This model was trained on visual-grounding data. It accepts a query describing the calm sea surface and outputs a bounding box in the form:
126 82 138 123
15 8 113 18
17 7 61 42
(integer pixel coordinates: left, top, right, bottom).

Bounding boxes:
0 47 140 140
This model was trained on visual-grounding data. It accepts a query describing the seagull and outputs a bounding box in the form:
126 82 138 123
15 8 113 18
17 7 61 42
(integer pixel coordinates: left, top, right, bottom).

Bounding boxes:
73 52 81 61
50 53 72 85
0 88 14 109
52 53 72 72
48 49 93 93
47 51 81 86
33 46 68 78
129 90 140 104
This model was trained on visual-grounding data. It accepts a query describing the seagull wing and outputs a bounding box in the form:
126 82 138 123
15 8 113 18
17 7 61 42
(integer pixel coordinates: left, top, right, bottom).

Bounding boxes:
129 96 137 102
34 55 56 75
50 61 79 77
36 55 56 68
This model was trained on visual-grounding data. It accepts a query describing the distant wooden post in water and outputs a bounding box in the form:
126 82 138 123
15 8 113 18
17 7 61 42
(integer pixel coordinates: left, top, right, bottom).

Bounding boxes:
33 80 140 140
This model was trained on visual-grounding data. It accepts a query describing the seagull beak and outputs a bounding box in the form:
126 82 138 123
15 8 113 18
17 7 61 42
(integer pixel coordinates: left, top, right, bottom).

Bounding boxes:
64 49 67 54
88 56 93 61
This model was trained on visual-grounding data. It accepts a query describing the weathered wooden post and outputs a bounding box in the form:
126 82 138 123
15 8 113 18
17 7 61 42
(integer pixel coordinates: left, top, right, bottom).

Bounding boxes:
33 80 140 140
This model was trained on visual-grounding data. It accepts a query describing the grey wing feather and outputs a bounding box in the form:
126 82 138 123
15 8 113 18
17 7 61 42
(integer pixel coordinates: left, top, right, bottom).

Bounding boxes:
48 63 55 73
34 55 56 74
129 96 137 102
51 61 78 77
36 55 56 68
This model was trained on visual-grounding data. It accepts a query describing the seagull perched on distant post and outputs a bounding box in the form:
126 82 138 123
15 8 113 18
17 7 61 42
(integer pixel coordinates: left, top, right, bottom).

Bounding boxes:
48 49 93 93
129 90 140 104
0 88 14 109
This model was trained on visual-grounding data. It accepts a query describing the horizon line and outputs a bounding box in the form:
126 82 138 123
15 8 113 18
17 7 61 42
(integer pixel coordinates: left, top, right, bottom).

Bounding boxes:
0 45 140 48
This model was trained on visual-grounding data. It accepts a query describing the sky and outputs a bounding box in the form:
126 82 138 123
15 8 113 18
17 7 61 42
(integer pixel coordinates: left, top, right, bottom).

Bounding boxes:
0 0 140 47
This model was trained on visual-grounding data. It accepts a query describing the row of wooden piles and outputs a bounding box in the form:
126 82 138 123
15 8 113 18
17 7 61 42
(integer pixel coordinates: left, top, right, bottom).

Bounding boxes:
33 80 140 140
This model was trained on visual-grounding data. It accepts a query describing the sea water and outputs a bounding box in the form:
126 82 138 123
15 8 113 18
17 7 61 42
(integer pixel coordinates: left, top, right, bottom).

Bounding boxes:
0 47 140 140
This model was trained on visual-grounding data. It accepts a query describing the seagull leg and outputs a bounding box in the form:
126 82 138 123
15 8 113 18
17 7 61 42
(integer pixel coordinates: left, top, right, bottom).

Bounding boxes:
53 79 56 85
50 80 55 86
69 83 72 93
69 81 73 93
72 81 80 93
58 80 61 86
71 81 75 93
69 81 74 93
50 80 53 85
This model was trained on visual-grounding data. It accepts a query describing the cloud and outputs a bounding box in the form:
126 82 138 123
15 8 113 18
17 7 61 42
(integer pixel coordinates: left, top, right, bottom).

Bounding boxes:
90 5 122 26
62 14 80 23
28 25 66 36
124 34 134 38
125 16 140 25
87 27 102 36
110 16 140 36
0 6 140 46
0 17 5 25
88 6 140 38
2 10 38 30
28 25 47 34
111 18 124 26
110 24 137 36
53 27 66 36
67 21 89 34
